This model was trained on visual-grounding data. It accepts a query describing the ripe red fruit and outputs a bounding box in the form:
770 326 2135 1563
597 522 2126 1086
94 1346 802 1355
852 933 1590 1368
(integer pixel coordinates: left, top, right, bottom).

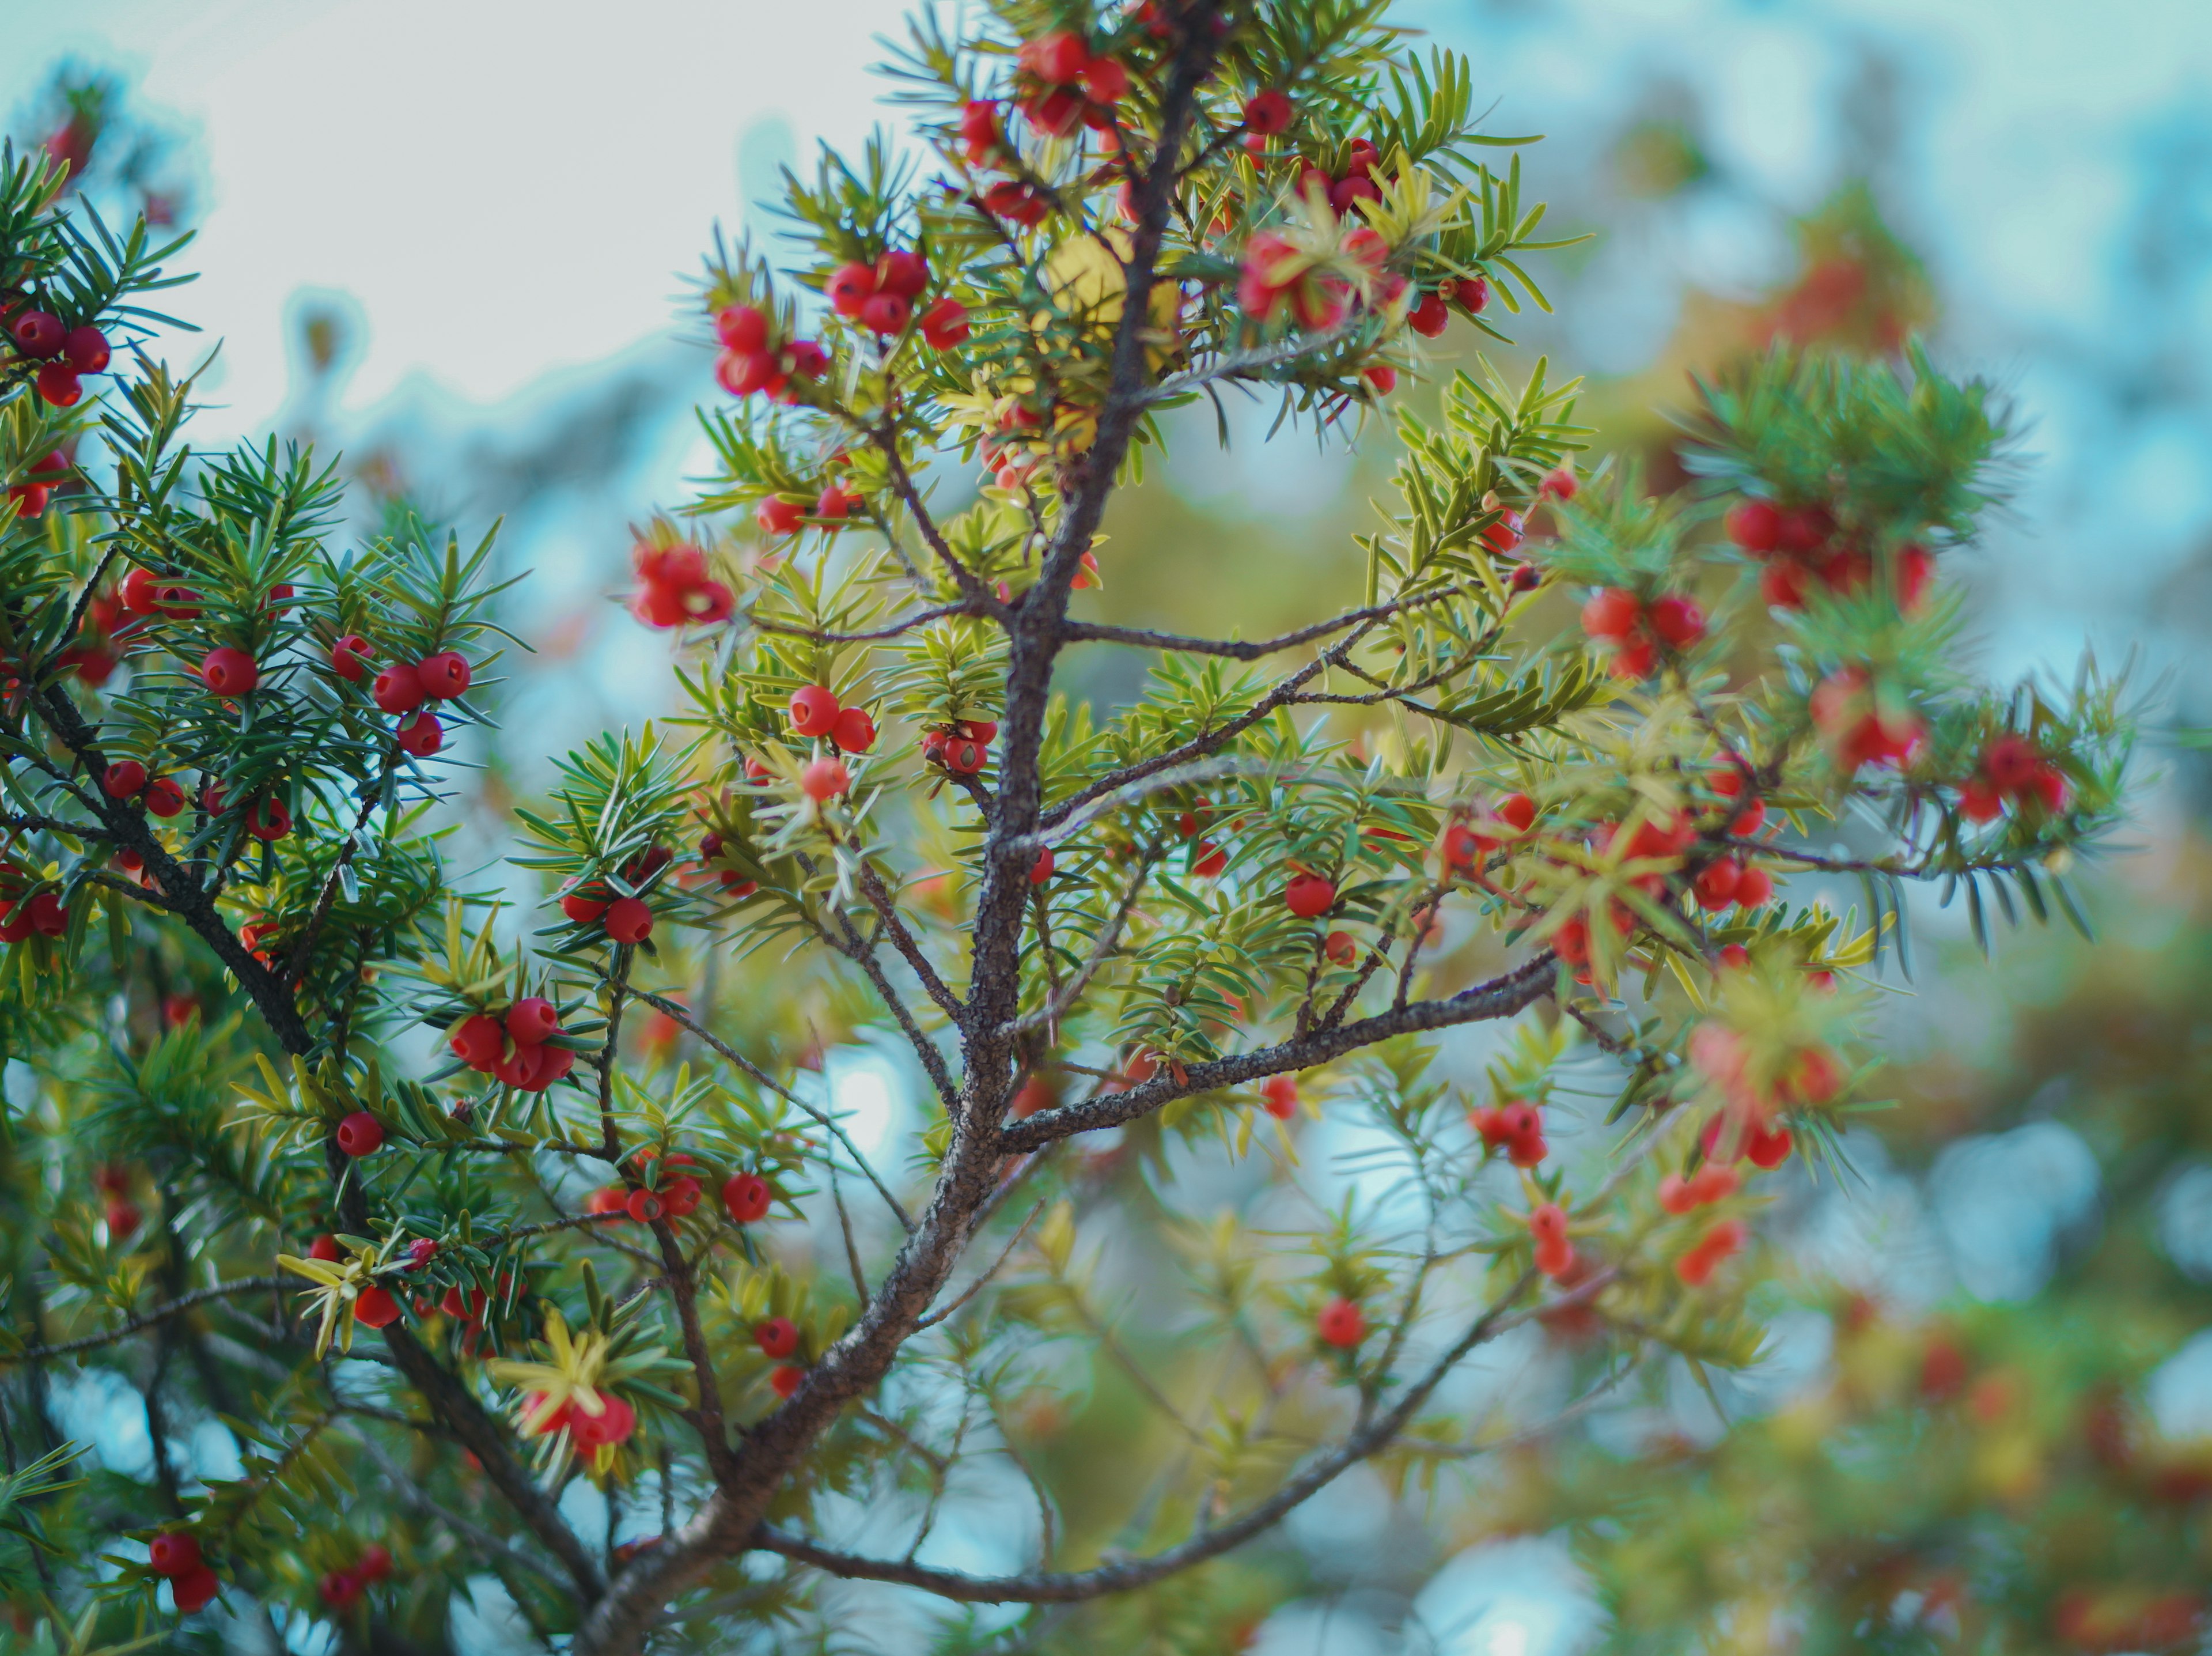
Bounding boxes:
570 1393 637 1448
150 1531 203 1577
587 1185 628 1218
173 1564 222 1613
1676 1218 1747 1286
1724 499 1782 553
336 1111 385 1158
199 646 259 695
1775 505 1834 555
416 651 472 698
604 896 653 944
507 997 559 1045
561 889 608 923
787 685 842 735
373 661 426 714
1018 29 1091 85
1694 859 1742 909
35 362 81 406
117 566 159 613
626 1187 665 1223
771 1364 805 1398
831 706 877 753
1244 89 1294 135
716 349 779 397
1745 1123 1794 1169
1081 56 1129 104
245 797 291 841
1895 542 1934 611
876 249 930 298
1191 841 1228 878
825 262 879 316
859 292 912 335
815 481 859 521
801 757 851 800
1362 364 1398 395
1580 588 1641 640
941 734 989 774
104 758 147 798
1316 1295 1366 1349
716 304 769 351
919 296 971 350
450 1014 503 1070
756 496 805 536
308 1234 343 1262
1731 865 1774 909
331 634 374 680
1259 1075 1298 1120
498 1041 550 1091
662 1173 703 1216
357 1544 393 1584
1283 872 1336 918
724 1171 774 1224
156 583 201 618
354 1285 403 1328
1647 595 1706 648
1030 845 1055 883
395 711 442 757
1323 929 1357 966
64 325 110 372
11 309 65 355
1982 734 2039 793
5 479 49 516
755 1316 800 1359
1611 636 1658 680
1407 290 1451 337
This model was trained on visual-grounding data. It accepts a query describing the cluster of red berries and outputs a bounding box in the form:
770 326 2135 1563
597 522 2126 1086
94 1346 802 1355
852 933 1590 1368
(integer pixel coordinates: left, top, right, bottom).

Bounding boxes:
303 1234 403 1329
696 830 758 898
1580 587 1708 679
316 1542 394 1610
1674 1217 1746 1287
631 540 734 628
449 997 580 1093
361 644 474 758
1725 498 1933 614
754 1315 809 1397
921 716 996 778
103 758 187 818
1441 791 1538 876
1528 1201 1575 1279
1013 29 1130 137
5 305 109 407
1957 732 2069 822
1809 667 1923 774
148 1530 221 1613
1315 1294 1366 1349
1296 138 1386 217
711 301 829 402
1240 221 1400 333
587 1147 707 1224
1472 1099 1550 1167
755 476 862 538
4 449 69 517
0 887 68 943
788 685 877 754
525 1387 637 1451
560 845 668 944
823 250 969 349
93 1162 141 1236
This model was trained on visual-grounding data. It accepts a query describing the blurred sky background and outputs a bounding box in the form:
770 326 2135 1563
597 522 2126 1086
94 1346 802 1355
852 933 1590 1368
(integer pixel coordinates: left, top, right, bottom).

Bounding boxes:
10 3 2212 1652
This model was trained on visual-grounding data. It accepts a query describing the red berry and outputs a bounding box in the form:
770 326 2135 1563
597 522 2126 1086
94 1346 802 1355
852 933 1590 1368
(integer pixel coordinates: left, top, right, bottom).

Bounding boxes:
1580 588 1641 640
919 296 971 350
1407 290 1451 337
245 797 291 841
1725 499 1782 553
1323 929 1357 966
724 1171 774 1224
173 1564 222 1613
1315 1295 1365 1349
716 304 769 350
770 1364 805 1398
716 348 780 396
1732 865 1774 909
626 1187 665 1223
1647 595 1706 648
156 583 200 619
1694 859 1742 909
199 646 259 695
1895 543 1934 611
1330 174 1383 215
876 250 930 298
783 687 842 738
1611 636 1658 679
815 482 859 521
1776 505 1834 555
1362 364 1397 395
569 1393 636 1448
1759 561 1810 610
117 567 159 614
1283 872 1336 918
35 362 81 406
405 1237 438 1271
373 662 425 714
356 1544 392 1583
354 1285 402 1328
11 309 65 355
395 711 442 757
104 758 147 798
755 1316 800 1359
941 734 988 774
561 888 608 924
1030 845 1055 883
831 706 877 753
756 496 805 536
1244 89 1294 135
450 1014 503 1071
1018 29 1091 85
1539 466 1578 502
1512 562 1540 594
507 997 559 1045
1496 792 1536 832
149 1531 203 1577
825 262 878 316
1744 1124 1793 1170
1982 734 2039 793
1658 1173 1698 1215
801 757 850 800
604 896 653 944
5 480 50 517
331 634 374 680
63 325 110 372
663 1174 703 1216
416 651 472 699
1447 274 1490 313
1191 841 1228 878
1082 56 1130 104
336 1111 385 1158
1260 1075 1298 1119
859 292 912 335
